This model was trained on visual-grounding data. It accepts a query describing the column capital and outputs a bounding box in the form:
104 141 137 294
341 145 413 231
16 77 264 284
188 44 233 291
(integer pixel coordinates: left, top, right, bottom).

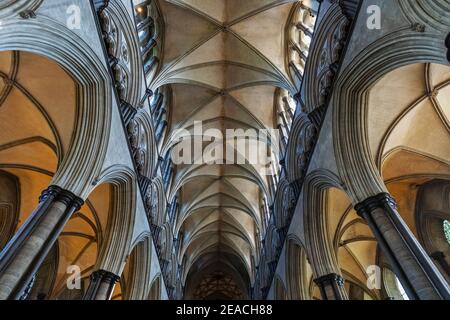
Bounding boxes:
39 186 84 211
313 273 345 288
354 192 397 217
91 269 120 284
38 185 62 203
84 270 120 300
56 189 84 211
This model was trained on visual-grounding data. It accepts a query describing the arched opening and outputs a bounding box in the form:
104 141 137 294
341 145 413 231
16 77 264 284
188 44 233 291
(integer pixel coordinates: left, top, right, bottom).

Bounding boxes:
382 267 409 300
42 182 122 300
369 63 450 286
184 253 250 300
50 184 107 299
274 276 288 300
0 49 76 234
148 274 162 300
0 50 79 299
286 238 313 300
116 236 152 300
191 271 246 300
0 14 112 298
326 186 379 300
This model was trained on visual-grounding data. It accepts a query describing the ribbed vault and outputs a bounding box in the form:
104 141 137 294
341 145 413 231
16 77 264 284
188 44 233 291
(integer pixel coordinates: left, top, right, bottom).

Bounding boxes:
0 50 117 299
149 0 314 295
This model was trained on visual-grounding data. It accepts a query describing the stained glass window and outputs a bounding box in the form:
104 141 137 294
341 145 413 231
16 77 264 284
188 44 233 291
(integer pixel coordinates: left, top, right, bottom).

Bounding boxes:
444 220 450 246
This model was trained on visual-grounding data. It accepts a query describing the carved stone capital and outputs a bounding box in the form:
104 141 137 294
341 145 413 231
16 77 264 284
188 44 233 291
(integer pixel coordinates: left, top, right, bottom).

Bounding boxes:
19 10 36 19
90 269 120 284
313 273 345 288
39 185 84 211
354 192 398 218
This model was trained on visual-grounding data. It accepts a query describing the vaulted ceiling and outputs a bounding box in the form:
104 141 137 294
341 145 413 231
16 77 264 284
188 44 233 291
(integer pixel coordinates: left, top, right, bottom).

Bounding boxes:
372 63 450 267
150 0 315 297
322 63 450 300
0 50 113 299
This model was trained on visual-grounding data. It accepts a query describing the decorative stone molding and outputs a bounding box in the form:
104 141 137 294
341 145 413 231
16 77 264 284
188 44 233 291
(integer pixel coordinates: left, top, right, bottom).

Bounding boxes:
123 237 152 300
96 0 143 107
314 272 345 287
127 112 158 178
338 0 360 20
282 185 296 213
94 167 137 276
399 0 450 32
255 2 359 299
18 9 37 19
303 170 343 278
0 16 112 198
411 22 426 33
273 179 297 244
313 272 347 300
133 0 164 87
83 269 120 300
147 177 166 226
285 237 311 300
144 180 160 223
0 0 42 20
332 24 447 203
93 2 172 296
303 2 351 114
284 113 317 184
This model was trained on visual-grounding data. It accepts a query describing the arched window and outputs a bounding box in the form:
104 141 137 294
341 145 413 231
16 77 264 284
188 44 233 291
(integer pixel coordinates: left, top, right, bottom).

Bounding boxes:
288 1 319 83
443 220 450 246
383 268 409 300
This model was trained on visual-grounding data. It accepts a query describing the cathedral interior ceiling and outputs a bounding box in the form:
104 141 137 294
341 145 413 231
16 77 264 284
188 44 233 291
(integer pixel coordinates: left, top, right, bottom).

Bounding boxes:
0 0 449 301
151 0 311 291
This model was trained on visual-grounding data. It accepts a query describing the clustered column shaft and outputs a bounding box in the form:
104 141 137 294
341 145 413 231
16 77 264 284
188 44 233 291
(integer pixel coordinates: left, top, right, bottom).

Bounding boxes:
355 193 450 300
0 186 83 300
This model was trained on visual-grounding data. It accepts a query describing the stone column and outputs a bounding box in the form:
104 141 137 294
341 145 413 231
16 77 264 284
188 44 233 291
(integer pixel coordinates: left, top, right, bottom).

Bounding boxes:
83 270 120 300
0 186 83 300
313 273 348 300
355 193 450 300
445 32 450 63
